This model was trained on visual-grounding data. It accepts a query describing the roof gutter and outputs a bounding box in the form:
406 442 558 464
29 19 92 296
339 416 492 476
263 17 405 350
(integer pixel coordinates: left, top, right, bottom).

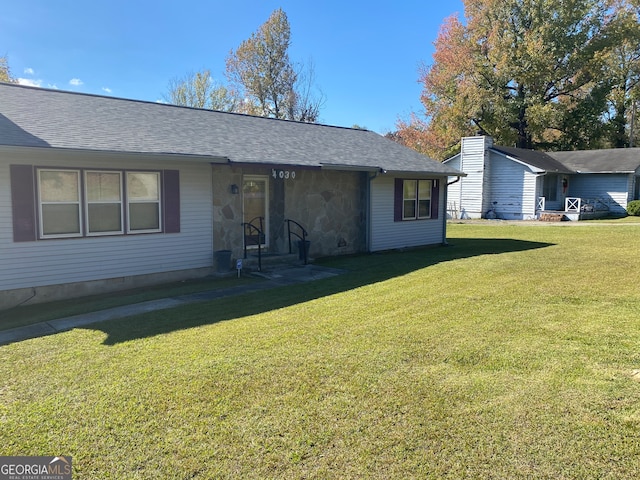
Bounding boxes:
365 168 389 252
320 163 381 172
0 144 231 164
574 170 636 174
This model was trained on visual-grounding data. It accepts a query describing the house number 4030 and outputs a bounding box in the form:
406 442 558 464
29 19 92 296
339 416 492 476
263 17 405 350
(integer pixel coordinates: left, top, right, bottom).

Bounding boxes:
272 169 296 180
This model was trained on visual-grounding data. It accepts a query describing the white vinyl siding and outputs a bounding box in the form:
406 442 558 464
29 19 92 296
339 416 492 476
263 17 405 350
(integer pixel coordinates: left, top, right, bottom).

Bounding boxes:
458 136 491 219
444 155 462 218
488 152 539 220
1 151 213 292
370 176 444 252
567 174 632 214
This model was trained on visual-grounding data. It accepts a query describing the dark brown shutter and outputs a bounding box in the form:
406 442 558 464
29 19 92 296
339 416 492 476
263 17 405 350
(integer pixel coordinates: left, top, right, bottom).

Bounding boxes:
163 170 180 233
431 179 440 219
10 165 37 242
394 178 403 222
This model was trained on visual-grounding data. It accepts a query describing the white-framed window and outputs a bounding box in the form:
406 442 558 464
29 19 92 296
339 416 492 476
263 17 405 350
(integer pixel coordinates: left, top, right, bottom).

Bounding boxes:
33 168 170 239
403 179 432 220
85 170 124 235
127 171 161 233
38 169 83 238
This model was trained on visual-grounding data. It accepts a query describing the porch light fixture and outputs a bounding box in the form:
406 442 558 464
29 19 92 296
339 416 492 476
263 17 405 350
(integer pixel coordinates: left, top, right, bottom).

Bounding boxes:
230 184 239 194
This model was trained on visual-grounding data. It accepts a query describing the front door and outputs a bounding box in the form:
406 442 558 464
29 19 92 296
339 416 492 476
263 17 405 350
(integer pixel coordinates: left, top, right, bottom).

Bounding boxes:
243 175 268 248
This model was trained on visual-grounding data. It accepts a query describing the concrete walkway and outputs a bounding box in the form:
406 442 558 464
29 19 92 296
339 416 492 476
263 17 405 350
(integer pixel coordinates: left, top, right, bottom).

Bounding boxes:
0 264 346 346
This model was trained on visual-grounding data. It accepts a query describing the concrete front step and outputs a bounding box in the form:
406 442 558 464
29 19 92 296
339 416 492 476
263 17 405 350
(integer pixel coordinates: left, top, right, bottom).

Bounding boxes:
239 253 309 272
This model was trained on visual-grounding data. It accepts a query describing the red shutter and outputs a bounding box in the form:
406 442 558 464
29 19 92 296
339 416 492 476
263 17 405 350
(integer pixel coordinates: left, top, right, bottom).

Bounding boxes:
10 165 37 242
163 170 180 233
431 179 440 219
394 178 403 222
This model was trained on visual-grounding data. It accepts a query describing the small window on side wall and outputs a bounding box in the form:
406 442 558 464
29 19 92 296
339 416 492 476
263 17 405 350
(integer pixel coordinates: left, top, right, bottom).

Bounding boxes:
395 178 439 222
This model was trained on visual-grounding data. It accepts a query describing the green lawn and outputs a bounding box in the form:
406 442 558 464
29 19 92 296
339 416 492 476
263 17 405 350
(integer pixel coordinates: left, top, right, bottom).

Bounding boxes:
2 223 640 478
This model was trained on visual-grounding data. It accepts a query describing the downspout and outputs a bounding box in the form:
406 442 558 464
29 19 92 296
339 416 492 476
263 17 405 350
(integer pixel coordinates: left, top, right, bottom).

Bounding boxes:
444 176 461 245
366 168 386 252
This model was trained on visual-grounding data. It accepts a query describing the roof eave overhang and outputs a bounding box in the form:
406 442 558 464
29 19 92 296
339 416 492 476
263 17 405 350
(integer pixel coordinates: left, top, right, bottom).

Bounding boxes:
574 170 635 174
0 144 230 163
382 169 466 177
491 148 576 174
320 163 380 172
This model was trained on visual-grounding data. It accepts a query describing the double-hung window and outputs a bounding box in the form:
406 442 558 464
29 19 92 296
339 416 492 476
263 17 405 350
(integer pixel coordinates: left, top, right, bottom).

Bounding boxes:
394 178 439 222
38 169 83 238
86 171 124 235
403 179 432 220
127 172 161 232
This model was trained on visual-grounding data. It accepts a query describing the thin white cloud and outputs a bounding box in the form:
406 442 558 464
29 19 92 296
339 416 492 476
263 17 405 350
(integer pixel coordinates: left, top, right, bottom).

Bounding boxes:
102 87 112 93
16 78 57 89
69 78 83 86
17 78 43 87
24 67 35 75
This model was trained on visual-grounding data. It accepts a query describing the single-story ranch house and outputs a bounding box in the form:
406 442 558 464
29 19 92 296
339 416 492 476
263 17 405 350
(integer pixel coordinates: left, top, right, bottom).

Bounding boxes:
444 136 640 220
0 83 463 308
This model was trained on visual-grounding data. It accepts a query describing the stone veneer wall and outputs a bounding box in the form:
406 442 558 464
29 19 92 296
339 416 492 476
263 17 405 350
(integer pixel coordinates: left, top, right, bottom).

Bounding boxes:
284 169 367 257
211 165 368 260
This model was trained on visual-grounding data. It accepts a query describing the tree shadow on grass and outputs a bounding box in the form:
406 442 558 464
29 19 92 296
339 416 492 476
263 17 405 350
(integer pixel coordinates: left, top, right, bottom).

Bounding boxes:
96 238 553 345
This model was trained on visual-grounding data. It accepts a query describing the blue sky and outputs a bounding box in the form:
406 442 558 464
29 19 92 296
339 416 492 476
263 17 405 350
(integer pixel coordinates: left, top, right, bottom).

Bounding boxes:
1 1 464 134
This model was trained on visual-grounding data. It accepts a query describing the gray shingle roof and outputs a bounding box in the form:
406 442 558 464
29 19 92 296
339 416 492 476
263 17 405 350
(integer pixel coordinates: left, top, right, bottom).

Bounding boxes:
491 144 640 174
549 148 640 173
0 83 462 176
491 145 574 174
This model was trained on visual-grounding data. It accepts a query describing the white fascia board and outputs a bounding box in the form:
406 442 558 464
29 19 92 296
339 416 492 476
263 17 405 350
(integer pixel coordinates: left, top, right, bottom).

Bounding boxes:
489 148 545 173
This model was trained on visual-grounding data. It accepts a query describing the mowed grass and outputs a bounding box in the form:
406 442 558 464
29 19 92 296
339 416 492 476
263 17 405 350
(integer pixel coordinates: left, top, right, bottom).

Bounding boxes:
2 223 640 478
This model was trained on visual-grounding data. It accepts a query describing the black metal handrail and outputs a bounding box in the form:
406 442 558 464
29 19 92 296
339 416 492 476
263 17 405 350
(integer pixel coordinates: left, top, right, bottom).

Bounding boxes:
285 219 309 265
242 216 265 271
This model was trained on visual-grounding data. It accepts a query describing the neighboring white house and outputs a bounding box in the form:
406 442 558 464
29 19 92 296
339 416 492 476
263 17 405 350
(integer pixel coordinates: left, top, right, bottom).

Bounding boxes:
0 83 463 309
444 136 640 220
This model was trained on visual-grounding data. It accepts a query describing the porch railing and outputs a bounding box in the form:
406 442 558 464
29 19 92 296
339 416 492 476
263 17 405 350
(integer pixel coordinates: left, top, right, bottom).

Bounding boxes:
285 219 309 265
538 196 610 214
241 216 265 271
565 197 581 212
579 198 610 213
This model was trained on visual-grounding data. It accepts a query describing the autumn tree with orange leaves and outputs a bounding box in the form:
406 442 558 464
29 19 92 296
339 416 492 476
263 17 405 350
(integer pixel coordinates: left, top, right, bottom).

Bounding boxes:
397 0 640 159
1 56 15 83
